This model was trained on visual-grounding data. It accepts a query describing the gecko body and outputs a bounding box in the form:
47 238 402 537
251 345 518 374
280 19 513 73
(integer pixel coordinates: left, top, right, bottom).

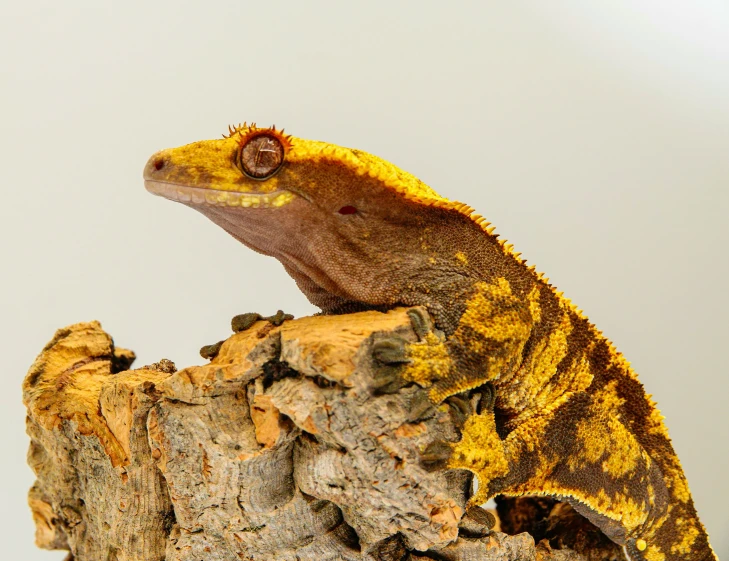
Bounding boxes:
144 124 716 561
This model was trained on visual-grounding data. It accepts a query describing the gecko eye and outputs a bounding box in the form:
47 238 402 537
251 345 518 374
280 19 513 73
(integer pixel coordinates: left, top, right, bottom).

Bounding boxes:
239 134 285 179
338 205 358 215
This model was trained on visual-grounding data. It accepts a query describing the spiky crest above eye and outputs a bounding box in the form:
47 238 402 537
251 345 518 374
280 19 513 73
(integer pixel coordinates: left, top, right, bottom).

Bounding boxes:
222 122 294 152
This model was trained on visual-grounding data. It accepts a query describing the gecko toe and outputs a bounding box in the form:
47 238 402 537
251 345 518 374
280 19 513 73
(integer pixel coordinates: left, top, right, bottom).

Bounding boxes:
446 395 472 428
372 367 410 394
372 337 410 364
406 308 432 340
371 336 412 394
407 391 437 422
420 440 453 471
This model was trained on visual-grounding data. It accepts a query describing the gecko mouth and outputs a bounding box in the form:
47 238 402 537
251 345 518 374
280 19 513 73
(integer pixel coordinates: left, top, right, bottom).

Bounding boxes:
144 180 296 209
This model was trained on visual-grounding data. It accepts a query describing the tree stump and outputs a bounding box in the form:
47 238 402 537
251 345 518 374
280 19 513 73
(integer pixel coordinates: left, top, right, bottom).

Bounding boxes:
23 308 592 560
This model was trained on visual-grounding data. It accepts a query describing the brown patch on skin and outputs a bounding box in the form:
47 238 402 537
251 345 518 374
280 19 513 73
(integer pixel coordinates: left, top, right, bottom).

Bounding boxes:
497 308 588 427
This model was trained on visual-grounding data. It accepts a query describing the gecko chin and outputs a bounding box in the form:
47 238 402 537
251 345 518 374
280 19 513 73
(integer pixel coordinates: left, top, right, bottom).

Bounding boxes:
144 180 296 210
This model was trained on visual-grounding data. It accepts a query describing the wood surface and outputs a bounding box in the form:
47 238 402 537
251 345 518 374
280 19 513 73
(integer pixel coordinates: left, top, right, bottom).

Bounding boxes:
23 309 590 560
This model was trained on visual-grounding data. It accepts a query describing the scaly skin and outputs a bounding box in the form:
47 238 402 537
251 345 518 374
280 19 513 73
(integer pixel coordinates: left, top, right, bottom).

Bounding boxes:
143 124 716 561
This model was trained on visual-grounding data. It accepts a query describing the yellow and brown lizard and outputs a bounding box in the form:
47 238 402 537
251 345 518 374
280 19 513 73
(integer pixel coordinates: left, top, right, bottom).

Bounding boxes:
143 123 716 561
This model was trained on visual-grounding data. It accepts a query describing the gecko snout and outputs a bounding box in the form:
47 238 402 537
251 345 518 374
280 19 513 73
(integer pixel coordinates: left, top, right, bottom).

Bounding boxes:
143 151 168 180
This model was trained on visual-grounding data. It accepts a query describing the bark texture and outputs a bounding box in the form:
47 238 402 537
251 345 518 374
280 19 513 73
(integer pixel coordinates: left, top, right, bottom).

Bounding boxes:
23 308 589 561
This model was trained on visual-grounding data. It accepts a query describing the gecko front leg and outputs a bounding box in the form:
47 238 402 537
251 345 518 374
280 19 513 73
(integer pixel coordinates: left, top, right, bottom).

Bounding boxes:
371 307 451 394
372 278 538 401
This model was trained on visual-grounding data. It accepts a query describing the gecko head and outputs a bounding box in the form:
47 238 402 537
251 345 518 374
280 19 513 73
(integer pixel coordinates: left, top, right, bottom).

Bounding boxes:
144 123 484 312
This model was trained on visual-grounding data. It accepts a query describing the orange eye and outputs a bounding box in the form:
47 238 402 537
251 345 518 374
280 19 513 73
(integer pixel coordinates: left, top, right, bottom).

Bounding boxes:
338 205 357 215
239 134 285 179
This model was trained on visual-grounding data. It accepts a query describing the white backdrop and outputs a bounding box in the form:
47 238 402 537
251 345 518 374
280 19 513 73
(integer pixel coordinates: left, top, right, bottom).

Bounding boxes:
2 2 727 559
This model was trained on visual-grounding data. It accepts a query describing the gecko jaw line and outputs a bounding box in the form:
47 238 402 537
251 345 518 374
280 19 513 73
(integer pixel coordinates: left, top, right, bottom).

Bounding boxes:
144 180 295 209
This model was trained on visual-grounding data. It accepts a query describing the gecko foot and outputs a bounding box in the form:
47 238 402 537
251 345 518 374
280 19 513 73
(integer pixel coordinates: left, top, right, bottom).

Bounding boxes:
231 310 294 333
417 385 492 473
372 338 410 364
407 392 472 427
371 336 411 395
371 308 445 395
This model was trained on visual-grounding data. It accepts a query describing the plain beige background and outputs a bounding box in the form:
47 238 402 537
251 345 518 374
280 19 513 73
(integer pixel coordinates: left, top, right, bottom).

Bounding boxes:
2 2 727 559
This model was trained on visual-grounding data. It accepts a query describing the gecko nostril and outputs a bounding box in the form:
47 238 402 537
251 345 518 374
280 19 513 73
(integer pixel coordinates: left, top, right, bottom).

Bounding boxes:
153 158 165 171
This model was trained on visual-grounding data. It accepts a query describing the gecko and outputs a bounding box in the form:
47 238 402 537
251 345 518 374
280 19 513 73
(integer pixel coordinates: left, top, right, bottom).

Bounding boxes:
143 123 716 561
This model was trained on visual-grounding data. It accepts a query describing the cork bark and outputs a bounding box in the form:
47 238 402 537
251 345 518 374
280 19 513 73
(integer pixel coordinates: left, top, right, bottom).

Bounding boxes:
23 308 592 561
